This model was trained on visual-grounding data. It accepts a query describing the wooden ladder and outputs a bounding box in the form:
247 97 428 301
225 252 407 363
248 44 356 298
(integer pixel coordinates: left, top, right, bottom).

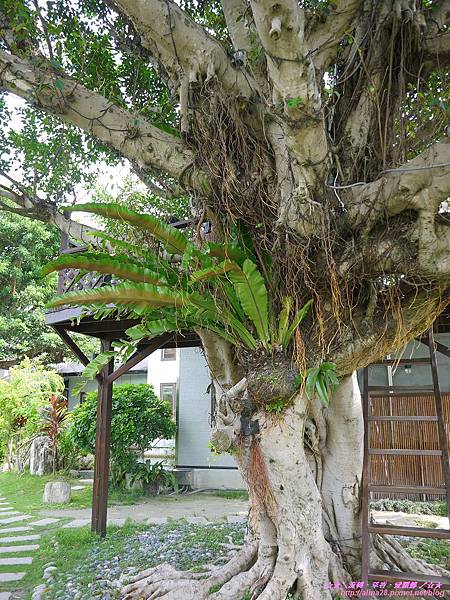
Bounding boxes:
361 328 450 588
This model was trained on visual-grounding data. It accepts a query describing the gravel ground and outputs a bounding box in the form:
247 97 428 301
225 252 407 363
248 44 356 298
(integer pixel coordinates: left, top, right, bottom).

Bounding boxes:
41 521 246 600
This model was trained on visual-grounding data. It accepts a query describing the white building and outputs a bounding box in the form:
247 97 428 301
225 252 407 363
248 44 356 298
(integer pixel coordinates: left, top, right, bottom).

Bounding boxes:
60 346 245 489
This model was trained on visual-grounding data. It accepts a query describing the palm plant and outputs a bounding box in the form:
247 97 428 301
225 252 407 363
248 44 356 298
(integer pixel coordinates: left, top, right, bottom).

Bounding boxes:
40 393 69 474
43 203 336 403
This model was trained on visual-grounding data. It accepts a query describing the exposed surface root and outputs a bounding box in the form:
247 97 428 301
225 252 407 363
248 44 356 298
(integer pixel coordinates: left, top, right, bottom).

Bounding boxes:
372 534 450 578
121 542 258 599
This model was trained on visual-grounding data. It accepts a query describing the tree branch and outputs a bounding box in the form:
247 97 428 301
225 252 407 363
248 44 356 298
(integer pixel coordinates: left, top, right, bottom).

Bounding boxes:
248 0 307 104
109 0 255 99
221 0 252 53
332 287 449 375
423 30 450 66
306 0 361 71
0 183 101 244
344 139 450 279
0 50 208 194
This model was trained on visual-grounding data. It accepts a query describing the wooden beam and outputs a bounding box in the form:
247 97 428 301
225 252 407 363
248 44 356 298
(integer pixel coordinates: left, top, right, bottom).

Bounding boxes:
52 325 90 366
417 335 450 359
52 325 102 384
105 335 171 385
91 339 114 537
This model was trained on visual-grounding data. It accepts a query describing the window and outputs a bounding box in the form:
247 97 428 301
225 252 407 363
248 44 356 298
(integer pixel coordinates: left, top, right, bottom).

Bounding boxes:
79 391 87 405
161 347 176 361
160 383 177 416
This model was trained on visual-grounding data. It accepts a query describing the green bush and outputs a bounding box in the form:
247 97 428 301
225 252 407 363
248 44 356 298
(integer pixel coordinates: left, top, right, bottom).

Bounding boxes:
58 425 84 472
0 358 64 468
370 498 447 516
69 384 176 486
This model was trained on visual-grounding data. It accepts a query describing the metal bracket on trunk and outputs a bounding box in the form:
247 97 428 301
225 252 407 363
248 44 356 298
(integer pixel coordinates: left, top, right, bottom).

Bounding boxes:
240 416 260 436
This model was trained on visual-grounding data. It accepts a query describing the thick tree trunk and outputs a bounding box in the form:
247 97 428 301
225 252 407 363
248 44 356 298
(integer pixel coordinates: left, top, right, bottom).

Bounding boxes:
122 372 449 599
122 376 362 599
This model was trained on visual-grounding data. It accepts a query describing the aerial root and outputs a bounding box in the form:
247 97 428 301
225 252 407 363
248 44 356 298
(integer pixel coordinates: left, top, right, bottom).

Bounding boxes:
121 542 258 600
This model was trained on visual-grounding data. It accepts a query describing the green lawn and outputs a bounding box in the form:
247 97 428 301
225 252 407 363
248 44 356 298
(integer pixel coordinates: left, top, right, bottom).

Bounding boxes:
0 471 146 512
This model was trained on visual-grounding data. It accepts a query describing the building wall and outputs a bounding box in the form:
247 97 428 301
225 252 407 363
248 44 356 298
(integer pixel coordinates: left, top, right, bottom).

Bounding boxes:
146 349 179 464
147 348 179 396
357 333 450 391
177 347 245 488
66 372 148 410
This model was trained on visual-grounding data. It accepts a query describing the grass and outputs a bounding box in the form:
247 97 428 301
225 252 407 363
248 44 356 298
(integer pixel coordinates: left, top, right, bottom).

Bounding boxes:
370 498 447 516
0 471 146 512
18 520 246 599
212 490 249 500
402 538 450 567
20 521 149 599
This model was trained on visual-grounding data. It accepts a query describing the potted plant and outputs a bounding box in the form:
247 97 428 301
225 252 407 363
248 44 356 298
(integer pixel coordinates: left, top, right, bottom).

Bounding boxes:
129 461 178 496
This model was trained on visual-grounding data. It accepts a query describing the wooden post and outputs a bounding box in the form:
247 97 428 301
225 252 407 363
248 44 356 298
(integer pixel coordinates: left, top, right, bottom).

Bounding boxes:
361 366 370 585
427 328 450 526
91 340 114 537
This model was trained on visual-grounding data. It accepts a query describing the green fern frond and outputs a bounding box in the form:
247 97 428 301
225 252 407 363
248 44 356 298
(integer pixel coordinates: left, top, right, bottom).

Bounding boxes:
229 259 269 347
47 282 190 311
64 203 193 255
42 253 168 285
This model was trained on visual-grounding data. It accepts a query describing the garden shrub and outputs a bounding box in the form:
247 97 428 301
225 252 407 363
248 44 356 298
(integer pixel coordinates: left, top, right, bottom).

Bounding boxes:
69 384 176 486
370 498 447 516
0 358 64 469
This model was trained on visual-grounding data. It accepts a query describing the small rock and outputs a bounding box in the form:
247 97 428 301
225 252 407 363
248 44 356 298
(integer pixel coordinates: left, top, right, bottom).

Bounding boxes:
43 481 71 504
43 565 58 580
31 583 46 600
43 565 57 574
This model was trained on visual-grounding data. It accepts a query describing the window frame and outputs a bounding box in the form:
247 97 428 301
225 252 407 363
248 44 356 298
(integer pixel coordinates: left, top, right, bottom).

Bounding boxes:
160 382 177 417
160 347 177 361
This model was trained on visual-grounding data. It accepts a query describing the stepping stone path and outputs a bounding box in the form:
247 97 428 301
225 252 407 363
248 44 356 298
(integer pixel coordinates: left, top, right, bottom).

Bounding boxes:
0 492 47 596
29 518 59 527
0 515 32 526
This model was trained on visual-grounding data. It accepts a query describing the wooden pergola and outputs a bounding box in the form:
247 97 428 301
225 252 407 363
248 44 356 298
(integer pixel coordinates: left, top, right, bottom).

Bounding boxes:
45 306 201 536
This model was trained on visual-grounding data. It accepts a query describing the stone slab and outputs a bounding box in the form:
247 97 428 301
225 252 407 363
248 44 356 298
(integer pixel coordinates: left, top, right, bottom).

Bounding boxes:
0 526 33 534
108 518 126 526
62 519 90 528
0 544 39 553
185 516 208 525
0 507 13 511
227 515 247 524
0 572 25 582
29 518 60 527
0 592 12 600
0 512 19 516
0 502 11 505
0 515 32 525
71 485 85 491
0 534 40 543
79 479 94 484
0 556 33 565
147 517 168 525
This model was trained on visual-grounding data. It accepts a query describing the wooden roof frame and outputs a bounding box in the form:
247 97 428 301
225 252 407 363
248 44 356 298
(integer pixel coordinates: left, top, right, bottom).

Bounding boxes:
46 308 201 536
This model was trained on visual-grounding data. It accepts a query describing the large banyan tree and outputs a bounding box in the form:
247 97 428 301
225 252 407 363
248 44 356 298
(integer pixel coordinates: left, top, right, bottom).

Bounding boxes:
1 0 450 597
